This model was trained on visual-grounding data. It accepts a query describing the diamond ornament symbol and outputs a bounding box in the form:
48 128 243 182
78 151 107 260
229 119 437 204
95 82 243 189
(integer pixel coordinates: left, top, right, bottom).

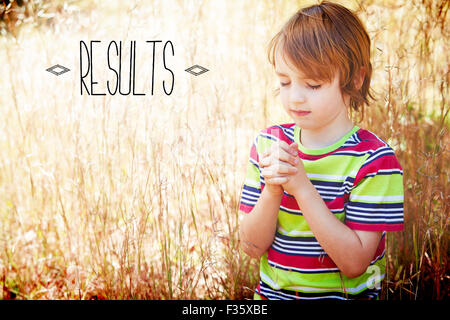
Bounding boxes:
185 64 209 76
46 64 70 76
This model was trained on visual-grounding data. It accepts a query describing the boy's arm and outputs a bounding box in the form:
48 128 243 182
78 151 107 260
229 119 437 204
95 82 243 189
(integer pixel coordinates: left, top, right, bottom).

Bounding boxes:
239 187 283 259
290 180 382 278
239 137 300 259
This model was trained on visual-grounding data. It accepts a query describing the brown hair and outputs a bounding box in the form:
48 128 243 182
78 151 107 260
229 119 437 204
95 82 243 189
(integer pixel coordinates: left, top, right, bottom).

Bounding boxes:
268 1 374 111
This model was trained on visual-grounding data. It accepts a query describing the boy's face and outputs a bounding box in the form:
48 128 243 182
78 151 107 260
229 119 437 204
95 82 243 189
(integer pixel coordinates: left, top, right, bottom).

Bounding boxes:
275 49 350 133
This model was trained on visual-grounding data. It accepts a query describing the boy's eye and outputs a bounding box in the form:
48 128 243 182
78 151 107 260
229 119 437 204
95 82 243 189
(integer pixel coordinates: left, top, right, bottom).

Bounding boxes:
308 84 321 90
280 82 321 89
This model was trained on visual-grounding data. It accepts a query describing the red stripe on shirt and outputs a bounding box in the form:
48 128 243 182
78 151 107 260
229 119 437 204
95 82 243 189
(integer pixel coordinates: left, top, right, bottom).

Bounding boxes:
354 155 402 185
239 203 254 214
267 248 338 269
346 220 404 231
249 144 259 163
356 130 387 148
374 237 386 257
281 194 345 211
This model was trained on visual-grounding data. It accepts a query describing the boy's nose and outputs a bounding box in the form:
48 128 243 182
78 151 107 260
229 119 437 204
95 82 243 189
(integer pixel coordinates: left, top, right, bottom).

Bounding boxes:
289 87 306 104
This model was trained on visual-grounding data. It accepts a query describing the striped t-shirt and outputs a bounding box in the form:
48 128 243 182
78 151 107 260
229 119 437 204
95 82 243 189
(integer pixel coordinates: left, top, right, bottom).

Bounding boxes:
239 123 404 300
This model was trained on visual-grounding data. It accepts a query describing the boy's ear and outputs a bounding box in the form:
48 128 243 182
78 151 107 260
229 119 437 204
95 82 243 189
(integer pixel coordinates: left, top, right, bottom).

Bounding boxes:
353 67 366 90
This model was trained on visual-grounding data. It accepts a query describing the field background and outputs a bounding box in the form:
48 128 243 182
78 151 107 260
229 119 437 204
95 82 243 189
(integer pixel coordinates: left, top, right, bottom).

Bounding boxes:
0 0 448 299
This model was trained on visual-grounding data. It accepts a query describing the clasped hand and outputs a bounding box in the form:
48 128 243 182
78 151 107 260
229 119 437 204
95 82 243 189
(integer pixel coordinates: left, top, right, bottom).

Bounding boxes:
259 141 307 196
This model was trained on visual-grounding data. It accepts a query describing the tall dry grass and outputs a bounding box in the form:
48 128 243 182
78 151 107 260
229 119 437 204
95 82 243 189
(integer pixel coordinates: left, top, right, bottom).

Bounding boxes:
0 0 448 300
354 0 449 299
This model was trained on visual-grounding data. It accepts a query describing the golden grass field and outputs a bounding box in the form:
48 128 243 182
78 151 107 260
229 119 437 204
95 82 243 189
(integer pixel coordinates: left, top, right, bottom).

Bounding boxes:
0 0 448 299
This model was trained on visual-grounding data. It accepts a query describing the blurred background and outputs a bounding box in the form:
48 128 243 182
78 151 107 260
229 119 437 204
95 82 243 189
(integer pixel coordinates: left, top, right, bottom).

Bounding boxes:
0 0 448 299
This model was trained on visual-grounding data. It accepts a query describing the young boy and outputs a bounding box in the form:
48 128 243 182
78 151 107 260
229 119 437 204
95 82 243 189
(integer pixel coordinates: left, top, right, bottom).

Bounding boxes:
238 1 404 300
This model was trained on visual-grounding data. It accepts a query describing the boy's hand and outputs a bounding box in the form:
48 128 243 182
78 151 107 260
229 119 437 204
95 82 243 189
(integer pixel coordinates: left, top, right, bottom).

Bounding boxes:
281 145 308 196
259 141 300 196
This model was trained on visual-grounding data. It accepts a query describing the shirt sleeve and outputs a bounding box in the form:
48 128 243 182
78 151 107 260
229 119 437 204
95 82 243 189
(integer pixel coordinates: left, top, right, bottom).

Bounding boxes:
345 145 404 231
238 135 262 214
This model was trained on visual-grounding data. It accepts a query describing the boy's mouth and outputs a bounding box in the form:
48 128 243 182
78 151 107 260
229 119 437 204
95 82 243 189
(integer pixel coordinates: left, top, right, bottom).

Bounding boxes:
291 110 311 117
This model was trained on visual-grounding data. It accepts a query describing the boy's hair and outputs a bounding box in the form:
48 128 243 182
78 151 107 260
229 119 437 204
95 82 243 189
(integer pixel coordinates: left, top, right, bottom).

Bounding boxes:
268 1 373 111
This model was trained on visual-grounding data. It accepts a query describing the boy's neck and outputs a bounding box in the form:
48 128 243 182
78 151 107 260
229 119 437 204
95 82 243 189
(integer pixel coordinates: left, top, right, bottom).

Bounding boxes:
299 118 355 150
